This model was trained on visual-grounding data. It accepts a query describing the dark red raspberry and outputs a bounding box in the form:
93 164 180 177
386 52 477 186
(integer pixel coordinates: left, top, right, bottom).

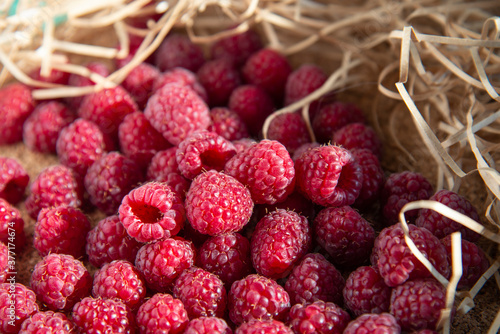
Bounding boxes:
197 58 242 106
228 274 291 325
210 29 263 67
266 111 311 155
312 102 365 144
30 253 92 311
0 156 29 205
284 63 327 108
155 33 205 72
285 253 345 306
0 283 38 333
30 66 70 86
66 61 111 110
314 206 375 267
135 237 195 292
343 266 392 316
251 209 310 279
371 223 450 287
288 300 351 334
0 198 26 250
196 232 253 287
136 293 189 334
225 139 295 205
208 107 249 141
292 142 321 162
153 67 208 103
186 170 253 236
343 313 401 334
0 83 35 145
22 101 75 154
84 151 143 215
86 214 143 268
333 122 383 158
25 164 83 219
295 144 363 207
351 148 385 209
0 243 9 283
146 148 191 199
185 317 233 334
233 138 257 153
416 189 481 242
119 181 185 243
255 190 315 222
122 61 161 109
72 297 135 334
412 330 439 334
19 310 75 334
34 205 90 258
235 319 293 334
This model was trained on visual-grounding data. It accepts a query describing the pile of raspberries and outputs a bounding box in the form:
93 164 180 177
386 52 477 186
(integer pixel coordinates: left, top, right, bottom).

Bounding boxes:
0 26 490 334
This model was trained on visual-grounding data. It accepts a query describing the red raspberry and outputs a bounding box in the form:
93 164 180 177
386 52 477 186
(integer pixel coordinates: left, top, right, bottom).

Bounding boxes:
266 111 311 155
312 102 365 144
415 189 481 242
225 139 295 205
295 145 363 207
350 148 385 209
255 190 315 222
390 279 448 332
371 223 450 287
25 165 83 219
233 138 257 153
92 259 146 311
186 170 254 236
146 148 191 199
333 122 383 158
208 107 249 141
145 83 211 145
210 29 263 67
122 62 161 109
119 181 185 243
176 130 236 180
86 214 143 268
30 253 92 311
196 232 253 287
235 319 293 334
19 310 75 334
314 206 375 267
285 253 345 306
66 61 111 110
228 274 291 325
0 283 38 333
34 205 90 258
0 157 29 205
155 33 205 72
185 317 233 334
288 300 351 334
284 63 327 109
0 83 35 145
197 58 242 106
0 198 26 250
292 142 321 162
136 293 189 334
343 313 401 334
153 67 208 103
251 209 311 279
22 101 75 154
30 66 70 86
135 237 195 292
84 151 143 215
0 243 9 283
343 266 392 316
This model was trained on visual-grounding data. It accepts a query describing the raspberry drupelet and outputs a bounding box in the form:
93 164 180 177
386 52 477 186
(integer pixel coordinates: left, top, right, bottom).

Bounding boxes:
136 293 189 334
235 319 293 334
0 198 26 250
185 317 233 334
343 313 401 334
208 107 250 141
287 300 351 334
155 33 205 72
197 58 242 107
0 156 29 205
0 283 38 333
0 83 35 145
19 311 75 334
0 242 9 283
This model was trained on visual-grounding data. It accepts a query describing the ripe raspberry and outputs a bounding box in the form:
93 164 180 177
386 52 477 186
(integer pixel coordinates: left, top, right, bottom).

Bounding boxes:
312 102 365 144
19 310 75 334
155 33 205 72
343 313 401 334
233 138 257 153
292 142 321 162
0 83 35 145
254 190 315 222
210 29 263 67
30 66 70 86
285 253 345 306
176 130 236 180
251 209 310 279
415 189 481 242
30 253 92 311
197 58 242 106
0 283 38 333
314 206 375 267
66 61 111 110
333 122 383 158
136 293 189 334
228 274 291 325
22 101 75 154
235 319 293 334
25 164 83 219
0 243 9 283
351 148 385 209
185 317 233 334
122 61 160 109
284 63 327 108
153 67 208 103
0 198 26 250
186 170 253 236
266 111 311 154
0 156 29 205
208 107 249 141
343 266 392 316
288 300 351 334
146 148 191 199
119 181 185 243
295 144 363 207
225 139 295 205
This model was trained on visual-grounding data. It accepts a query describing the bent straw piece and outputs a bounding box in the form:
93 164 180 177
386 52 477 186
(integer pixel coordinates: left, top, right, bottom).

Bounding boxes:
31 84 100 100
442 109 500 148
68 0 148 27
488 308 500 334
51 39 119 58
389 29 500 48
470 46 500 102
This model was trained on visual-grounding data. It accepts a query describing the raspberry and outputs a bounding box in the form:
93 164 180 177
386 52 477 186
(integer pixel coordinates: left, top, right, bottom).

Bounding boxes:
34 205 90 258
19 310 75 334
210 29 263 67
122 61 161 109
186 170 253 236
0 198 26 250
343 313 401 334
254 190 315 222
22 101 75 154
146 148 191 199
0 243 9 283
235 319 293 334
185 317 233 334
30 253 92 311
284 64 327 108
92 259 146 311
0 83 35 145
196 232 253 287
312 102 365 144
390 278 448 332
343 266 392 316
84 151 143 215
25 164 83 219
86 214 143 268
155 33 205 72
119 181 185 243
145 83 211 145
371 223 450 287
225 139 295 205
415 189 481 242
314 206 375 267
251 209 311 279
135 237 195 292
208 107 249 141
233 138 257 153
292 142 321 162
173 266 227 318
197 58 242 106
72 297 135 334
0 283 38 333
266 111 311 155
153 67 208 103
30 66 70 86
333 122 383 158
66 61 111 110
176 130 236 180
288 300 351 334
295 144 363 207
0 156 29 205
285 253 345 306
136 293 189 334
228 274 291 325
350 148 385 209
